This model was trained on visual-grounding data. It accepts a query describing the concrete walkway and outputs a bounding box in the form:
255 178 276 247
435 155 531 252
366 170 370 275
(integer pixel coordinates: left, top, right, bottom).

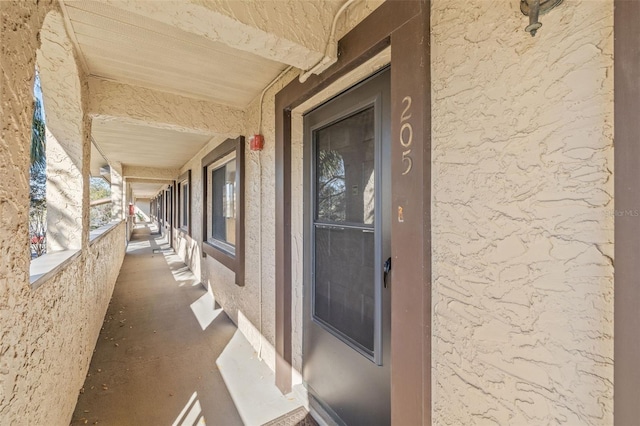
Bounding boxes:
71 223 303 426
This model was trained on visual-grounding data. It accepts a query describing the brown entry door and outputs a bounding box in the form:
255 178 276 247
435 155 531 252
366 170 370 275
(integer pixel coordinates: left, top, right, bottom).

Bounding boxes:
303 68 391 425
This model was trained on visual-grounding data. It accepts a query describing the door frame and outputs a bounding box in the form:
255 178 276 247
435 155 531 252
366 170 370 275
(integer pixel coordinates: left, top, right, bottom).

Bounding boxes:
275 1 431 424
614 0 640 423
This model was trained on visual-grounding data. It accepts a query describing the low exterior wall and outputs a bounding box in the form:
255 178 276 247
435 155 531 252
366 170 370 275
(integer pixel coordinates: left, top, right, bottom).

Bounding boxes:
0 223 126 424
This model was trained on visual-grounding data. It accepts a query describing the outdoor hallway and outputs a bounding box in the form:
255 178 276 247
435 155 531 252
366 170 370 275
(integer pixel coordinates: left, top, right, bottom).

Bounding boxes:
70 222 310 426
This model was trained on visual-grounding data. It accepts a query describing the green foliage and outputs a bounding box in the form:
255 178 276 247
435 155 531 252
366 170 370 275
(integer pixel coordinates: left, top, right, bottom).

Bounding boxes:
90 177 112 229
29 74 47 258
30 97 46 173
90 176 111 201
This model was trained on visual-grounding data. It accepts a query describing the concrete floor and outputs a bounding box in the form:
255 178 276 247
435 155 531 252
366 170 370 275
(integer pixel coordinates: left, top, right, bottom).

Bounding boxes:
71 223 304 426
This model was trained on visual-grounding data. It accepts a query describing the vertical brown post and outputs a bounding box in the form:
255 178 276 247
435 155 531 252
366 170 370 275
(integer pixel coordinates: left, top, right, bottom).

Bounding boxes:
390 5 431 425
275 104 293 393
614 0 640 423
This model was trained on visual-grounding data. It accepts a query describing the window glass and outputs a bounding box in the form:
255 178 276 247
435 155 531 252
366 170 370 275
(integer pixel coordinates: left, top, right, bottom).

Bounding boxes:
312 105 377 354
209 154 236 250
180 180 189 229
314 226 375 352
315 107 375 225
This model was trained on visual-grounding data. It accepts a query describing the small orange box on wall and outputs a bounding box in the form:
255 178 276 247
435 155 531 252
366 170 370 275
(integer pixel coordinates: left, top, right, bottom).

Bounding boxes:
250 134 264 151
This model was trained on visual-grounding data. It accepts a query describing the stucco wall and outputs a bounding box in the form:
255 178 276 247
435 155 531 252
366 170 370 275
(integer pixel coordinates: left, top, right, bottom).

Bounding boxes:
431 1 614 424
173 1 384 375
1 224 126 425
1 2 126 423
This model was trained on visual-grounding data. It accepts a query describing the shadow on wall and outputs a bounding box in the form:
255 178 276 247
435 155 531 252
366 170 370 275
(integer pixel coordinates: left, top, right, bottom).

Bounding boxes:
175 232 201 276
46 203 78 246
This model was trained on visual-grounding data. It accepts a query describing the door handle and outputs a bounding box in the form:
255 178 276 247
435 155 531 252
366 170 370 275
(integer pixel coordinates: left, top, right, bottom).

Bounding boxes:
383 257 391 288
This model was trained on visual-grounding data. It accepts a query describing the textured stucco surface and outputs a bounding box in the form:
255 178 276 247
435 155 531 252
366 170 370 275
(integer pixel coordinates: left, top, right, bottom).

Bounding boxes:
431 1 614 424
1 223 125 425
169 1 383 378
100 0 341 70
38 9 91 249
88 77 245 136
46 128 83 250
1 3 125 423
110 161 124 220
122 165 180 181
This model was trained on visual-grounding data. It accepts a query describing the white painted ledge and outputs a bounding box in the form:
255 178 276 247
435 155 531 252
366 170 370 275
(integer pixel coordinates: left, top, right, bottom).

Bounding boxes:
30 221 123 290
90 220 122 245
30 249 81 290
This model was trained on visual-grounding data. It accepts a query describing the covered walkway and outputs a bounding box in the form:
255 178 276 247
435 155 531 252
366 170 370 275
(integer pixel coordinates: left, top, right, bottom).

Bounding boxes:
71 223 308 426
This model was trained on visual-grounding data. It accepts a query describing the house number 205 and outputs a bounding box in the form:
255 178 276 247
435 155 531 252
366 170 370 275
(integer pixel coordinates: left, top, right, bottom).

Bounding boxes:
400 96 413 175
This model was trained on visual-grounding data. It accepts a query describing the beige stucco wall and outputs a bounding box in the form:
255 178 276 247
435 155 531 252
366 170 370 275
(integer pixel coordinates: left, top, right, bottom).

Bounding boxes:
431 1 614 424
1 3 126 423
37 9 92 251
1 224 126 424
173 1 383 376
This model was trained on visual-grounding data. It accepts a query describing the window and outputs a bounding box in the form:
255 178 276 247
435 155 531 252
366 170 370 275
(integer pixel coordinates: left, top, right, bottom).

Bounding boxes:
209 152 237 253
202 136 244 286
164 187 171 225
177 170 191 235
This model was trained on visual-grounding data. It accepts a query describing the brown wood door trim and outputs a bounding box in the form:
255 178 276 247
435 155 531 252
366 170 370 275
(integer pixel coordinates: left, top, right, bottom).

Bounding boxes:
275 1 431 423
614 1 640 423
390 12 432 425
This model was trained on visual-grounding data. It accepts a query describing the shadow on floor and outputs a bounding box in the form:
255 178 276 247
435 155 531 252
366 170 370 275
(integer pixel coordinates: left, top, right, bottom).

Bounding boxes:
71 223 303 426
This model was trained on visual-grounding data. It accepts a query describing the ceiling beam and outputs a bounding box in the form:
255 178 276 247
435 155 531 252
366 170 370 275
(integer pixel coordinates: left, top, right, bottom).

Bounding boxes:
126 178 174 185
122 165 179 181
88 78 244 136
100 0 333 70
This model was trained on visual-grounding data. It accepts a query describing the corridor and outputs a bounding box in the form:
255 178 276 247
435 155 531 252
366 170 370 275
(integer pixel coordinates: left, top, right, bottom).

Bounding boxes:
70 223 306 426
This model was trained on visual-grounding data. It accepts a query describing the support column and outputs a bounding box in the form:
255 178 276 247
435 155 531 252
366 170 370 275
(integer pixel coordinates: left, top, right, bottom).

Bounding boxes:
46 128 83 251
110 162 124 220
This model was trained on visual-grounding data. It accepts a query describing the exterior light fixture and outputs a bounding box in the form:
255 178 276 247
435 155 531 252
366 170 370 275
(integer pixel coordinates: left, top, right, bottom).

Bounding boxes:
520 0 564 37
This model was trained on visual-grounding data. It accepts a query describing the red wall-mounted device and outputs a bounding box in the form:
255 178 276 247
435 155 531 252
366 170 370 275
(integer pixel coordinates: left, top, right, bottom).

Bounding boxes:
250 134 265 151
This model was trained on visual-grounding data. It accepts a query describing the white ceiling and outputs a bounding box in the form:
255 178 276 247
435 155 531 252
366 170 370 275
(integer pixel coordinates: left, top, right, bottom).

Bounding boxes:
62 1 287 108
130 182 166 198
91 119 213 169
58 0 347 198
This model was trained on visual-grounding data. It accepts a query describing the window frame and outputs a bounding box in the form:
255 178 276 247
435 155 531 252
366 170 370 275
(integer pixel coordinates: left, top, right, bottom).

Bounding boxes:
201 136 245 286
177 170 191 236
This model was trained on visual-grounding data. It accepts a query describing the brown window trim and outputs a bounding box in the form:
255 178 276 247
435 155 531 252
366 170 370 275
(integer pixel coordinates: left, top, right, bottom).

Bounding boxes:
201 136 245 287
177 170 191 236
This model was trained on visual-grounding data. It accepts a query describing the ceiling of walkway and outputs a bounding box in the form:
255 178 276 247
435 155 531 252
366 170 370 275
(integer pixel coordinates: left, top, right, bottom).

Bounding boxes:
92 119 212 169
129 182 168 199
58 0 376 198
61 1 287 107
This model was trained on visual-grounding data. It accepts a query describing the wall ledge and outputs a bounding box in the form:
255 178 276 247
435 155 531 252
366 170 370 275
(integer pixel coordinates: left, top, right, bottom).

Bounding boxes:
30 249 81 290
90 220 123 245
30 220 124 289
